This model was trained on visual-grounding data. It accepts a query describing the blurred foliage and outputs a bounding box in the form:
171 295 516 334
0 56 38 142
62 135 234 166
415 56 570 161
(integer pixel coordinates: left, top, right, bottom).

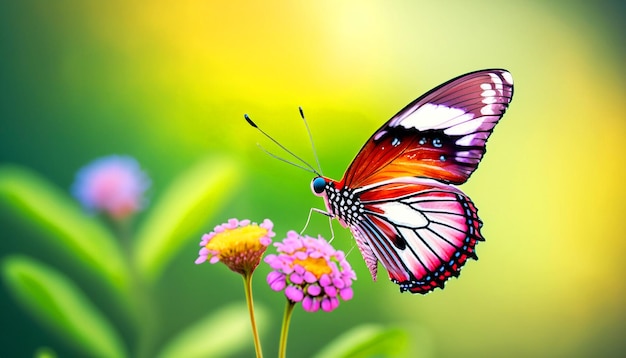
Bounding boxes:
312 325 414 358
133 157 239 281
0 159 271 357
1 0 625 357
0 166 128 293
157 303 269 358
3 255 127 357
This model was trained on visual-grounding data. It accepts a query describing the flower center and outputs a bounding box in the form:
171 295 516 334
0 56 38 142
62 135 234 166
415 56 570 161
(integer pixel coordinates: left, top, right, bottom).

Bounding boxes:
205 225 268 256
293 257 332 278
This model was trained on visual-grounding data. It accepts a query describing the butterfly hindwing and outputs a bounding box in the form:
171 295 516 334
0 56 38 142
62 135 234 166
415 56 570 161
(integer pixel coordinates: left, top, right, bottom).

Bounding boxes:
352 177 483 294
343 69 513 188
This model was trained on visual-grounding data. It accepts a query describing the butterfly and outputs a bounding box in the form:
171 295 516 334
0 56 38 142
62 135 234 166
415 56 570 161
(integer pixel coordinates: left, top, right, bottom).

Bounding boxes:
245 69 513 294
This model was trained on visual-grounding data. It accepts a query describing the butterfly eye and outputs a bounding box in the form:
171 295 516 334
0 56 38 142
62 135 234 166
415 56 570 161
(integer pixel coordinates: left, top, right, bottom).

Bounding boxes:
312 177 327 195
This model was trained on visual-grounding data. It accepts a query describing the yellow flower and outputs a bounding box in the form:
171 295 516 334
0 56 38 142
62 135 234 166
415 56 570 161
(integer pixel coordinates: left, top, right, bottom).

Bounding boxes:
195 218 275 275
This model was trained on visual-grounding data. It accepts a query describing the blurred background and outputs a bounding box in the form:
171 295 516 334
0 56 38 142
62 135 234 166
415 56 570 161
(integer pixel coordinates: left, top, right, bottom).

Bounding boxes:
1 0 625 357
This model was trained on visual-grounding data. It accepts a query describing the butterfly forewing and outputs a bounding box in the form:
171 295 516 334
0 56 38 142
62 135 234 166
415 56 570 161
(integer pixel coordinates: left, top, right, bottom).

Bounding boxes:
342 69 513 188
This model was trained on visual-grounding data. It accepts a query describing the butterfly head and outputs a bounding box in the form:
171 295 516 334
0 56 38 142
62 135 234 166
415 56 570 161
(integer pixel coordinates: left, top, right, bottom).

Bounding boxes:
311 176 337 220
311 176 348 224
311 176 327 197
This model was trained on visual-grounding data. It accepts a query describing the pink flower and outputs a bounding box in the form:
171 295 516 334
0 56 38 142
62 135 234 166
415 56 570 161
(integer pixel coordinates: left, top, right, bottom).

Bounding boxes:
72 155 150 219
196 218 275 275
265 231 356 312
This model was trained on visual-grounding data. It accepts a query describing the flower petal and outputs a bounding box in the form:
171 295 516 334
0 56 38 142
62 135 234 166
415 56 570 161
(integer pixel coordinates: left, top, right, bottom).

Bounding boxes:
302 296 319 312
285 286 304 302
289 273 304 285
339 287 353 301
324 285 337 297
267 271 286 292
303 271 317 283
307 284 321 296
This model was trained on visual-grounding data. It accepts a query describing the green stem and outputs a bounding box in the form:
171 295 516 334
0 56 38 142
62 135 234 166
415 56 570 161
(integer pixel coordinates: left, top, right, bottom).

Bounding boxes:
243 272 263 358
110 215 157 358
278 300 296 358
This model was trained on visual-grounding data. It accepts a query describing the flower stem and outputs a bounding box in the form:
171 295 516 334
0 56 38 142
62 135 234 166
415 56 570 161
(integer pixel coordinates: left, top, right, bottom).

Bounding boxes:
278 300 296 358
243 272 263 358
114 217 157 358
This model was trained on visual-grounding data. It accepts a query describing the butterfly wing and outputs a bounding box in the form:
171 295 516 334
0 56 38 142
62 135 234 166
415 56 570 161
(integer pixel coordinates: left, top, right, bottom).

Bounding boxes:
350 177 483 294
342 69 513 188
314 69 512 293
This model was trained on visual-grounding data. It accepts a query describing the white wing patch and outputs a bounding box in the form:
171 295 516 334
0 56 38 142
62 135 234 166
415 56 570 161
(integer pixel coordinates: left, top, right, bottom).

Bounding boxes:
398 103 474 130
443 117 485 136
375 201 429 228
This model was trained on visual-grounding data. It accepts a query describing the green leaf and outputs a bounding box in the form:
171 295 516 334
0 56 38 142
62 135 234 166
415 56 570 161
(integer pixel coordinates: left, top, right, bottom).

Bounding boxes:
2 255 127 358
312 324 410 358
133 156 240 281
34 347 58 358
0 166 129 292
156 303 268 358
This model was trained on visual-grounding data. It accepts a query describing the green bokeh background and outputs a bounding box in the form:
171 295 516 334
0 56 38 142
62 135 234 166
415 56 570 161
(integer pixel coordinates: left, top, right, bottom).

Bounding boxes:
1 1 625 357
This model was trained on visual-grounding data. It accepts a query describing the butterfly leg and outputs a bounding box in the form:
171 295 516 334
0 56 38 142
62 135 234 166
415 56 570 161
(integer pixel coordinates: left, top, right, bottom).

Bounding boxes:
300 207 333 235
327 216 335 242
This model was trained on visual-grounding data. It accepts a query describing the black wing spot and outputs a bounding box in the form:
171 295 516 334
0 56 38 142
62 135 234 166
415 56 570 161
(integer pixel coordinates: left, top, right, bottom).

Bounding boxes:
393 234 407 250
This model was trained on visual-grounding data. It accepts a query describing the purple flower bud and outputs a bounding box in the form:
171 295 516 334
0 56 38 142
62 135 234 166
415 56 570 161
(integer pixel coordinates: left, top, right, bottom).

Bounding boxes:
307 284 321 296
285 286 304 302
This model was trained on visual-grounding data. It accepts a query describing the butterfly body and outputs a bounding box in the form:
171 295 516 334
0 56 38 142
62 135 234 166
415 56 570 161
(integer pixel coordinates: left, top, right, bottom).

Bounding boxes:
312 69 513 294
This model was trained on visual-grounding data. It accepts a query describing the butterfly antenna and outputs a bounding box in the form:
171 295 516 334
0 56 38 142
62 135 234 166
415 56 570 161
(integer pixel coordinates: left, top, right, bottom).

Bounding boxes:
299 107 323 175
255 143 316 174
244 113 320 175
